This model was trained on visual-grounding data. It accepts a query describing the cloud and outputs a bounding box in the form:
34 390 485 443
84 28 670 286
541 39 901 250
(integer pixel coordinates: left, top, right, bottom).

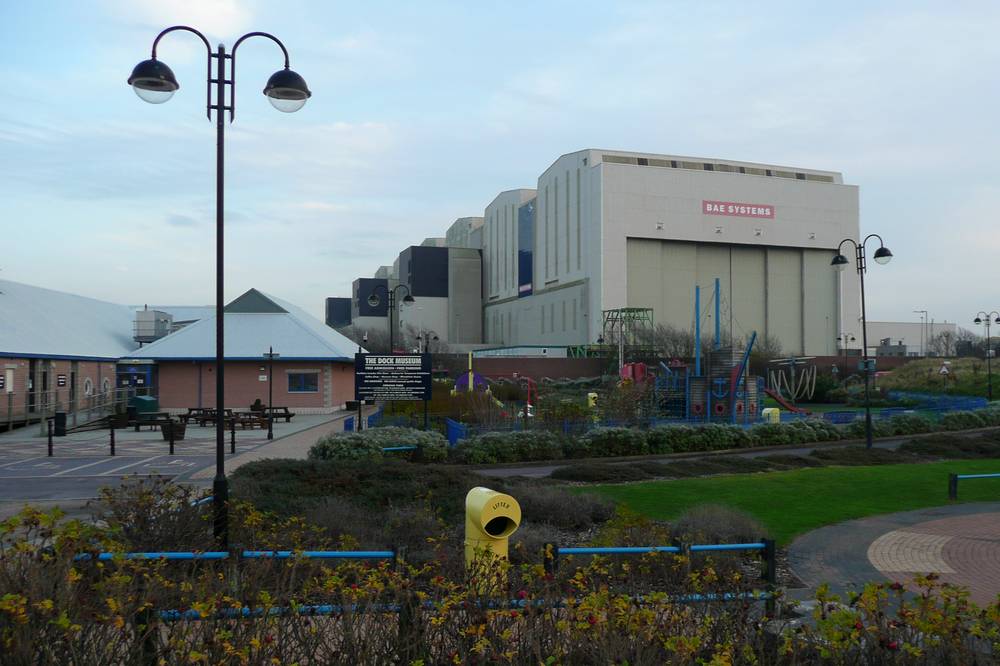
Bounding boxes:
103 0 256 40
166 214 200 227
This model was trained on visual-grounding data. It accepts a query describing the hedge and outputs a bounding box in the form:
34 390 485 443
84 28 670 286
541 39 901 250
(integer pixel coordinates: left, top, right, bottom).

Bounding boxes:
309 426 448 462
449 431 563 465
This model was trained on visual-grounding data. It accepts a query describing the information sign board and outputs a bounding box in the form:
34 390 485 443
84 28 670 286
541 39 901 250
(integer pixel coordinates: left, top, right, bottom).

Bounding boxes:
355 354 431 401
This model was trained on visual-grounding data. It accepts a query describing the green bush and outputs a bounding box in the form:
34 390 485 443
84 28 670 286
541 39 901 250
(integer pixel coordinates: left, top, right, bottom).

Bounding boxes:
451 430 564 464
887 413 934 436
309 426 448 463
647 425 694 453
978 408 1000 427
843 418 895 440
575 427 649 457
939 410 987 431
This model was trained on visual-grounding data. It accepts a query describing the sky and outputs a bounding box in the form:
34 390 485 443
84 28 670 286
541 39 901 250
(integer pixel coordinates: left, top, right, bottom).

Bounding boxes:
1 0 998 330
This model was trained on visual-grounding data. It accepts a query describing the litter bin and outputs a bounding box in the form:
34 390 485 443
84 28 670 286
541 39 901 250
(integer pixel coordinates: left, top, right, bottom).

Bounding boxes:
54 412 67 437
762 407 781 424
129 395 159 413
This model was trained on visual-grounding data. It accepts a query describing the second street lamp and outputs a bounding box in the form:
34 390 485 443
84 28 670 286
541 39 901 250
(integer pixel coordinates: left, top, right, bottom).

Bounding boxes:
832 234 893 449
974 311 1000 402
367 284 414 354
128 25 310 549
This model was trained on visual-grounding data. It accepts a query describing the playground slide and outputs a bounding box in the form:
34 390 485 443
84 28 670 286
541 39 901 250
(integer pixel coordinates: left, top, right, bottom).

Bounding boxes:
764 387 811 414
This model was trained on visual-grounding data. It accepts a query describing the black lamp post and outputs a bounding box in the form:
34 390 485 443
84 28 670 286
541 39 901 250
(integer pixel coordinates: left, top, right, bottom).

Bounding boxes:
832 234 893 449
836 333 856 367
367 285 414 354
128 26 310 549
974 311 1000 402
262 347 280 440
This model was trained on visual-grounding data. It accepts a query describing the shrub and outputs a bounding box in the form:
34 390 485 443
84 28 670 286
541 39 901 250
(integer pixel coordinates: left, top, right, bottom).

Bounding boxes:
509 483 615 529
451 430 564 464
887 412 934 436
748 422 797 447
810 446 904 466
939 410 987 431
576 427 649 457
671 504 769 544
843 418 895 440
647 425 695 453
309 426 448 463
550 463 653 483
977 408 1000 427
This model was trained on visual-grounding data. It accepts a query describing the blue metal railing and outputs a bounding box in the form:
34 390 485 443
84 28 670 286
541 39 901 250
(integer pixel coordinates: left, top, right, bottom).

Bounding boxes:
948 472 1000 499
75 550 394 562
382 445 417 453
158 591 773 622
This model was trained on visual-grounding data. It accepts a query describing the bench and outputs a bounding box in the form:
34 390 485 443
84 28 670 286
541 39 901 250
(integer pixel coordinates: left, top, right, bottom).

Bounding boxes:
180 407 212 424
266 406 296 423
234 412 268 430
133 412 173 431
195 409 234 427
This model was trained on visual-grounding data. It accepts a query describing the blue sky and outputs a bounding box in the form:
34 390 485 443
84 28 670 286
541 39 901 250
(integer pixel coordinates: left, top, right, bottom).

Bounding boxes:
1 0 998 330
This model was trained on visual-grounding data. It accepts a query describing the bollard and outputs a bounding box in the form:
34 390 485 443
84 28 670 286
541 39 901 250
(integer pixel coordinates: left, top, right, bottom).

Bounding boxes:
464 487 521 570
169 423 175 456
230 418 236 454
47 420 54 457
110 424 116 456
948 473 959 500
763 538 777 618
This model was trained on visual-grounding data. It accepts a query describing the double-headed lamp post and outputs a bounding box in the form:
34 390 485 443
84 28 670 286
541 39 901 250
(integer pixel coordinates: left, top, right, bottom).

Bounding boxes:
367 284 414 353
832 234 893 449
262 347 280 440
974 311 1000 402
128 26 310 549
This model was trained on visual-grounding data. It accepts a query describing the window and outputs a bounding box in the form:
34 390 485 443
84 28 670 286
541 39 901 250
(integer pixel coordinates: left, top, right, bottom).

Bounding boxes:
288 372 319 393
637 157 648 166
703 163 714 171
795 172 806 180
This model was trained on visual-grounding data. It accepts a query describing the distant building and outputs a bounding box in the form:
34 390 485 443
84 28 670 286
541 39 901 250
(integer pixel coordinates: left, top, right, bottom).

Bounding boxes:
129 289 359 412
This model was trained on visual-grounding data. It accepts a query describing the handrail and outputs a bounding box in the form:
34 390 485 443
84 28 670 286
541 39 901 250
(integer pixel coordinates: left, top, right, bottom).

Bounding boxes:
559 546 681 555
74 549 394 561
948 471 1000 499
158 591 773 621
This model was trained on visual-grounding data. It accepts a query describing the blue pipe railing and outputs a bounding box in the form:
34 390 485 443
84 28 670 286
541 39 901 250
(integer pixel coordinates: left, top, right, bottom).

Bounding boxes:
382 445 417 452
948 471 1000 499
158 591 773 622
75 550 394 562
558 546 681 555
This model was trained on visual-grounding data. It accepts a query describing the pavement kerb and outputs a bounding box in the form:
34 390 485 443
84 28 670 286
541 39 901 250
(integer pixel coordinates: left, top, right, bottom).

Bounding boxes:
461 424 1000 473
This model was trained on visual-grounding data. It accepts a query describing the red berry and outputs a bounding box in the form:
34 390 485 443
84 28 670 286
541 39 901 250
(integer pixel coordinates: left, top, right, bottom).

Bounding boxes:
588 615 598 625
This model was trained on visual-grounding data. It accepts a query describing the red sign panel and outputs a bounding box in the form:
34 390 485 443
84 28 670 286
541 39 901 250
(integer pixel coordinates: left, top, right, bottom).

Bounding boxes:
702 200 775 219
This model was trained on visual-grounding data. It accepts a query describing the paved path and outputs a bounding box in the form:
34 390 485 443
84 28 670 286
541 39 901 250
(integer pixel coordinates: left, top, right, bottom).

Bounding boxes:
788 502 1000 607
0 412 358 508
184 408 370 481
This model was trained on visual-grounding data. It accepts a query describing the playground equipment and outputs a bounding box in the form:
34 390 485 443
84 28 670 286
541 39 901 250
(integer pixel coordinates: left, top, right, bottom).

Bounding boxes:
767 357 817 403
650 331 764 424
465 487 521 570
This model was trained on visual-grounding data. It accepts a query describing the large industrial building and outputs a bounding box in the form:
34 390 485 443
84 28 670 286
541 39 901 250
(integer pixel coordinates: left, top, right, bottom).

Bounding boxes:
333 148 862 357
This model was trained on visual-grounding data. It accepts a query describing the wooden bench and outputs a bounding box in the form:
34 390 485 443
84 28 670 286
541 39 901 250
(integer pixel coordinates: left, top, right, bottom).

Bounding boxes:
266 406 296 423
196 409 234 427
180 407 212 424
133 412 173 431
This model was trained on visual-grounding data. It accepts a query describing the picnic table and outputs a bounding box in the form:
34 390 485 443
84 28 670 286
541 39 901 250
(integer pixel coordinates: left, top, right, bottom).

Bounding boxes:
233 411 268 430
133 412 173 432
189 408 234 427
265 406 296 422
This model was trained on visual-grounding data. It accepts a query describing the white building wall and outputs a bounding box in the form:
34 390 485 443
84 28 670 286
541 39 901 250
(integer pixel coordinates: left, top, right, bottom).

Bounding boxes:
483 189 535 304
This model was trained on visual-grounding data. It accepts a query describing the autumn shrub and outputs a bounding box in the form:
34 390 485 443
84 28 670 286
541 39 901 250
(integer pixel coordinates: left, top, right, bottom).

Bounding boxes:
309 426 448 463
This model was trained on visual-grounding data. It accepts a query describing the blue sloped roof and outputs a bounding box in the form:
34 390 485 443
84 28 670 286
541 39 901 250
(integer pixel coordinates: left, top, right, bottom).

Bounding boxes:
128 289 364 361
0 279 138 359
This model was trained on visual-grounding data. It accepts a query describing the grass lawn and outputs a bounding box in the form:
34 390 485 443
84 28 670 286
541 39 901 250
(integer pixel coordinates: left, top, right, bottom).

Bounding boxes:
578 459 1000 545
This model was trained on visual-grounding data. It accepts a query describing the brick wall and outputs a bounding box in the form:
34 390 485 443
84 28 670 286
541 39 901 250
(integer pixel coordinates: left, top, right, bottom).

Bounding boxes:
157 361 353 412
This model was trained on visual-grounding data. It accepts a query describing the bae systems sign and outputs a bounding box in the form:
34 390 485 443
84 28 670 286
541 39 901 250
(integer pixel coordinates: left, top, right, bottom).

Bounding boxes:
702 200 775 219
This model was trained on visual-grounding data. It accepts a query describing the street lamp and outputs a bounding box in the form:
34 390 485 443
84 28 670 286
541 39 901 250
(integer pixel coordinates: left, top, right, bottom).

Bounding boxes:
832 234 893 449
367 284 414 353
262 347 280 440
128 25 310 549
913 310 928 356
974 311 1000 402
416 332 439 353
836 334 856 368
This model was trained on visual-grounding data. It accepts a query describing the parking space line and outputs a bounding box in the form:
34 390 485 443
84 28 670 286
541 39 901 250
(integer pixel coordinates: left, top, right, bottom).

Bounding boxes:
52 458 117 477
99 456 164 476
0 456 46 470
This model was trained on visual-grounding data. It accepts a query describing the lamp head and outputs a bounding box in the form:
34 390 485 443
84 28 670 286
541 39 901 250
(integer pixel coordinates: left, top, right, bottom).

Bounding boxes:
872 245 893 265
975 317 983 325
263 67 311 113
830 253 850 271
128 58 179 104
402 294 415 306
597 336 605 345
